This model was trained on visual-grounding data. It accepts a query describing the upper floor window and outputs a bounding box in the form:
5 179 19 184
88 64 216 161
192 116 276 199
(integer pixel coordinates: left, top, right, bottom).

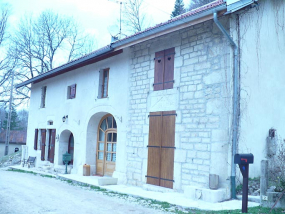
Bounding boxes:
98 68 109 99
67 84 76 99
154 47 175 91
41 86 47 108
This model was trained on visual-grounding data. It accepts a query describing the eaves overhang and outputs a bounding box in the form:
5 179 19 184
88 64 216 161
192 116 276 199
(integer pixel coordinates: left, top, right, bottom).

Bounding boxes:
111 0 227 50
16 0 257 89
15 45 120 88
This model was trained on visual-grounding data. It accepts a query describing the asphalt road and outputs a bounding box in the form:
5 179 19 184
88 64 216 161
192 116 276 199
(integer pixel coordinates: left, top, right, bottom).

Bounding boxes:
0 169 167 214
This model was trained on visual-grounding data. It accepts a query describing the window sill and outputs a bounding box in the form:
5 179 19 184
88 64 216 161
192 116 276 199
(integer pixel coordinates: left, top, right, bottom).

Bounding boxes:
96 96 109 101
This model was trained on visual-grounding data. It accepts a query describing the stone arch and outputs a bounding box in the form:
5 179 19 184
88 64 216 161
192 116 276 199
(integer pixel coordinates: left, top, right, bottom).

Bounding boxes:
58 129 74 165
86 111 118 175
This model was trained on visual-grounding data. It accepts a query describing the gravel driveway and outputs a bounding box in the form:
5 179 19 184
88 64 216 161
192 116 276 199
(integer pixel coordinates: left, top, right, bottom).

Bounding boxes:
0 169 168 214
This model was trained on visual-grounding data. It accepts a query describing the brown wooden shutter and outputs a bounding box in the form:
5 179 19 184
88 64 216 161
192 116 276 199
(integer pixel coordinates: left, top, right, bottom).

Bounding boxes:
160 111 176 189
98 70 103 98
34 129 38 150
146 112 162 186
154 51 164 91
41 129 46 161
48 129 56 163
146 111 176 189
70 84 76 99
163 48 175 90
102 69 109 98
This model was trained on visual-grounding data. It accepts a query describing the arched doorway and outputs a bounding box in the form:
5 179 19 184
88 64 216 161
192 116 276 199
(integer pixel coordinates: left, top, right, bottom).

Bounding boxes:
68 133 74 165
97 114 117 176
58 130 74 165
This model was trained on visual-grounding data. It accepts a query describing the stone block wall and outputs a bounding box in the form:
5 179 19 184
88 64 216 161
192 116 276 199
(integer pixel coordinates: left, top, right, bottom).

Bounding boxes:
126 19 232 191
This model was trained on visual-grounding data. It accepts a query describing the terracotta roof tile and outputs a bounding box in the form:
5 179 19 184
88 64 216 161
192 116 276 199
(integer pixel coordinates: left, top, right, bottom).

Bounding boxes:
112 0 225 44
0 130 27 144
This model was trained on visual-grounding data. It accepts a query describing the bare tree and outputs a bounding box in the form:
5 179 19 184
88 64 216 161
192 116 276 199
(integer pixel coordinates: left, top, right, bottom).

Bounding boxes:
0 4 17 105
17 109 29 131
3 10 97 105
0 4 9 45
122 0 148 34
66 21 97 62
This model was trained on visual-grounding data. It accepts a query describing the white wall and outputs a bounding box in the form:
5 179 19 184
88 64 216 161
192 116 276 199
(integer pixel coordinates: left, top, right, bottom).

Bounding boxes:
0 143 23 158
238 0 285 177
26 48 130 181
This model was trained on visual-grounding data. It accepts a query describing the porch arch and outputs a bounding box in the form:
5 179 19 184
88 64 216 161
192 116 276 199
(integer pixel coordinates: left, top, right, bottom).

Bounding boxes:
58 129 74 165
86 112 117 175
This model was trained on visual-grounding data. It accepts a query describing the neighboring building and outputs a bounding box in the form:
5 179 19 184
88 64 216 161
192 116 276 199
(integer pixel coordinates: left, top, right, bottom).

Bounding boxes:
16 0 285 202
0 130 27 157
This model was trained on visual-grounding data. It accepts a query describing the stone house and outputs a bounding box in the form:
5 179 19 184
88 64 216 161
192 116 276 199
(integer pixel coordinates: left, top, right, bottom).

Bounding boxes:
0 130 27 157
16 0 285 202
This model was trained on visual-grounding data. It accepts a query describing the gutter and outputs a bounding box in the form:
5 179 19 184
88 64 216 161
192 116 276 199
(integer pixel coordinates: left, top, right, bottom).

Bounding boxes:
213 12 239 199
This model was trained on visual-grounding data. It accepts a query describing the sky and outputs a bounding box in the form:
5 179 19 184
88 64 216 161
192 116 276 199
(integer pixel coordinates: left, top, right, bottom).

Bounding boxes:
3 0 191 48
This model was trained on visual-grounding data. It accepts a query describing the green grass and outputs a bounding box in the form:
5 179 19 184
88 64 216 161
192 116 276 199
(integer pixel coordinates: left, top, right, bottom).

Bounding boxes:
7 168 54 178
7 168 37 175
249 177 260 181
6 168 285 213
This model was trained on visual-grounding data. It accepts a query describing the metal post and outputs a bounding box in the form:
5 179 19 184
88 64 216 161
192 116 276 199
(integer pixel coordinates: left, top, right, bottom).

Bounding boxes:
4 69 15 156
239 164 249 213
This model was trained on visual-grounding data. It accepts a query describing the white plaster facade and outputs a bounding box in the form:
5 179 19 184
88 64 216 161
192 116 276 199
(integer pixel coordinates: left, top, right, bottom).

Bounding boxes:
20 0 285 202
238 0 285 177
27 48 130 182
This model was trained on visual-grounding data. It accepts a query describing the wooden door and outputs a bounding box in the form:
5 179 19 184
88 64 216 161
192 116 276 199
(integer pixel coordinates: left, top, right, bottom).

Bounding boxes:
146 111 176 189
146 112 162 186
160 111 175 188
97 115 117 176
104 131 117 176
41 129 46 160
68 133 74 165
48 129 56 163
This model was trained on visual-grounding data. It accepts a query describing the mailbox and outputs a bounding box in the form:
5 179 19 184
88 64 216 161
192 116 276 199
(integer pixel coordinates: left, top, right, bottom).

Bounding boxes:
62 152 71 174
234 154 254 165
234 153 254 213
63 152 71 164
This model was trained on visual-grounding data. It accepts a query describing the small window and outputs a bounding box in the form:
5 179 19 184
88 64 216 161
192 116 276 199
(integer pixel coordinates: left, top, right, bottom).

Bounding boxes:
41 86 47 108
154 47 175 91
98 68 109 98
67 84 76 99
47 121 53 125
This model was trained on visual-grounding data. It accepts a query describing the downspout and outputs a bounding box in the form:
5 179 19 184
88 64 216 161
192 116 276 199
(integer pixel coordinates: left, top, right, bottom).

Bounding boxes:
213 12 239 199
